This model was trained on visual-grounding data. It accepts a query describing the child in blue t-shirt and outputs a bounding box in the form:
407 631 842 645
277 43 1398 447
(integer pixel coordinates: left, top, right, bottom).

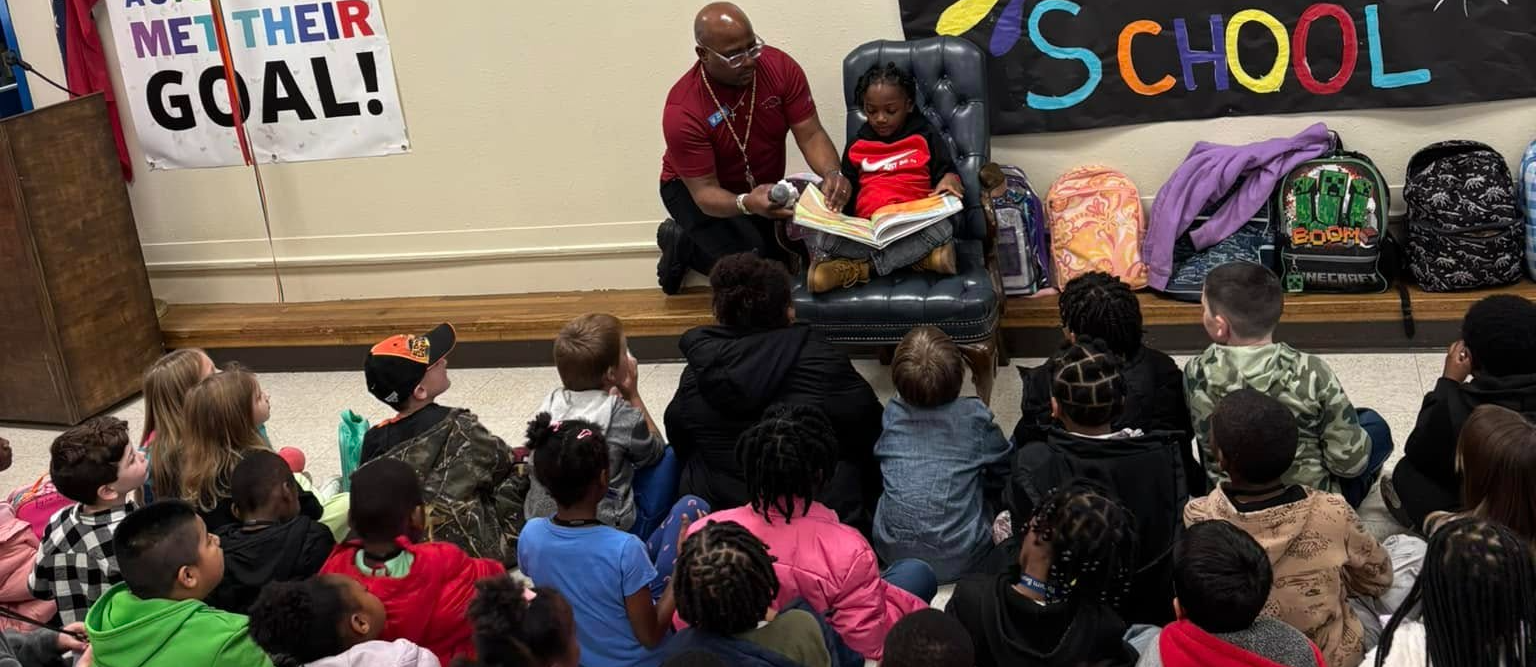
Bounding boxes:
517 413 708 667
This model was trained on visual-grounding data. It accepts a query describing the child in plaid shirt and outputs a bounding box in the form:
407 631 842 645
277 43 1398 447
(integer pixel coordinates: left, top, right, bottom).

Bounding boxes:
28 416 147 625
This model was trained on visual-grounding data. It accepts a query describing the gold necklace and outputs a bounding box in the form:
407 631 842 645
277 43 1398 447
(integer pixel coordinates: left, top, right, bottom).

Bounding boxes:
700 65 757 188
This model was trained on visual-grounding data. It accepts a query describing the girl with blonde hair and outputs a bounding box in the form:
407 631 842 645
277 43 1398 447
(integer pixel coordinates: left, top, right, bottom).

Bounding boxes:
172 365 289 529
143 348 216 501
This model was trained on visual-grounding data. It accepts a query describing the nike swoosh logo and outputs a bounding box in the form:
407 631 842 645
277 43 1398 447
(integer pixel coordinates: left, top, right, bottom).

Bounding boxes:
861 150 918 172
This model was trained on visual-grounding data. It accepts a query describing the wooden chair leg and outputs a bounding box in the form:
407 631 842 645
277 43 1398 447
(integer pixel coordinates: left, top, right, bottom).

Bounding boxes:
959 334 999 406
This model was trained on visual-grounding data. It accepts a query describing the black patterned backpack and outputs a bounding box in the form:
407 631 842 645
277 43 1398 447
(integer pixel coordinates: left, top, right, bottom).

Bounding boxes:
1404 140 1524 292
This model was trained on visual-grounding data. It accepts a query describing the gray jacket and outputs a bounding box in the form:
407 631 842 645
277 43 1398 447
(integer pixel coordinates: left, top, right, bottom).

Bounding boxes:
0 630 67 667
524 389 665 530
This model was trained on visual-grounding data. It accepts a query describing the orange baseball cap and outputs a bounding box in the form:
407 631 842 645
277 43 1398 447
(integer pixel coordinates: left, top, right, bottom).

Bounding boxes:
364 322 456 409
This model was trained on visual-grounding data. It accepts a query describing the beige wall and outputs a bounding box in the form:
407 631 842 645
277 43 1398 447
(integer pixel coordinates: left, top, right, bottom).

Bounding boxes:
12 1 1536 303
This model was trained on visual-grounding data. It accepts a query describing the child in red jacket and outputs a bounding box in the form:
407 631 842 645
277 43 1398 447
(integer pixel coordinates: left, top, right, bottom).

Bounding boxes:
320 458 505 665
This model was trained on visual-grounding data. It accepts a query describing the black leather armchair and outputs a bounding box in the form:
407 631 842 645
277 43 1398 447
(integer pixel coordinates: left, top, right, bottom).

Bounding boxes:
789 37 1004 402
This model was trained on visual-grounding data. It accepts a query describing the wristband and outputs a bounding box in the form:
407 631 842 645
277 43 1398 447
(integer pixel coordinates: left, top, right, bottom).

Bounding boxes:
736 193 750 215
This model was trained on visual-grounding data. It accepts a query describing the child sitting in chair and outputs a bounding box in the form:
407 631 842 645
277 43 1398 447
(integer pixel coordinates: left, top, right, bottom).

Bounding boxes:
803 62 963 293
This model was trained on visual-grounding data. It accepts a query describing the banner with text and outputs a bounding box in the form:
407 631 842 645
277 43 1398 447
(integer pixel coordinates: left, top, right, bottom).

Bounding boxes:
105 0 408 169
899 0 1536 134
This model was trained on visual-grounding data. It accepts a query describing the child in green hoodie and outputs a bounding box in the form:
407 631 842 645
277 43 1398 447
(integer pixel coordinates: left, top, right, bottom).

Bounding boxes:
84 500 273 667
1184 261 1391 507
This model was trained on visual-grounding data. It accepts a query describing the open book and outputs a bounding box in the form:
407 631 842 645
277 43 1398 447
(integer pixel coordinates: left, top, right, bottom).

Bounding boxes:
793 185 962 249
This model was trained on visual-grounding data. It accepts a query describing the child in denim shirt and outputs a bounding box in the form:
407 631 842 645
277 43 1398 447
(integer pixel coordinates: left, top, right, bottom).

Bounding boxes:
873 327 1011 583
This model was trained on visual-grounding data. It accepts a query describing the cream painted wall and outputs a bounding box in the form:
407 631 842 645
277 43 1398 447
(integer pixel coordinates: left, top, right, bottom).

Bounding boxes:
11 0 1536 303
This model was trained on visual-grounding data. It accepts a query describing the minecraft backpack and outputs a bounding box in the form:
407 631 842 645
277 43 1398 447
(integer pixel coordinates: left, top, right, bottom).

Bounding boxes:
1404 140 1524 292
1046 165 1148 289
1273 142 1390 293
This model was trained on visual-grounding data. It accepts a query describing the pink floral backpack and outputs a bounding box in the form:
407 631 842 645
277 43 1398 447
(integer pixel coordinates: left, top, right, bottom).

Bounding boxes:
7 475 72 540
1045 165 1149 289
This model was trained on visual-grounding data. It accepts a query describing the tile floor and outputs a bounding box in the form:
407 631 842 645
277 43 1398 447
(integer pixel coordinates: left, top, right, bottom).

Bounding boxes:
0 351 1435 548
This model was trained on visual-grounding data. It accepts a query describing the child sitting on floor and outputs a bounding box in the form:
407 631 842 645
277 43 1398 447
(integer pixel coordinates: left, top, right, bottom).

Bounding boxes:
666 520 838 667
1134 520 1324 667
143 348 218 502
1421 404 1536 540
1015 272 1197 491
1367 517 1536 667
1007 341 1187 625
29 416 146 626
689 405 933 662
881 609 975 667
85 500 272 667
1385 294 1536 532
360 322 527 565
517 414 709 667
320 458 506 665
1184 389 1392 667
803 62 963 293
206 450 335 614
947 484 1139 667
874 326 1011 583
457 576 580 667
170 366 327 532
1186 261 1390 506
526 313 671 538
248 574 438 667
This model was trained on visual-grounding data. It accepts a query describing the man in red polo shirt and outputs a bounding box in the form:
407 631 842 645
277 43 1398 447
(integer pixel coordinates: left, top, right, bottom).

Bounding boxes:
655 2 852 294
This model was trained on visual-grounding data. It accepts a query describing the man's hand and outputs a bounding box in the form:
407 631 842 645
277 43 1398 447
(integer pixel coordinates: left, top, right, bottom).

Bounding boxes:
931 173 964 200
744 184 794 220
1443 340 1473 383
819 171 852 212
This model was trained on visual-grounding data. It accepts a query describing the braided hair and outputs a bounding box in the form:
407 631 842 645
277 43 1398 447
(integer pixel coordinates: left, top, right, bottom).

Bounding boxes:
1058 272 1145 359
736 404 838 524
1050 339 1125 428
1376 517 1536 667
675 520 780 634
457 577 577 667
1022 484 1138 611
525 412 610 508
855 62 918 109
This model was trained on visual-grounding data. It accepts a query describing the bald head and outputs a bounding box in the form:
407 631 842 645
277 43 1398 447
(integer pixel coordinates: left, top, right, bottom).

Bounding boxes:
695 2 752 47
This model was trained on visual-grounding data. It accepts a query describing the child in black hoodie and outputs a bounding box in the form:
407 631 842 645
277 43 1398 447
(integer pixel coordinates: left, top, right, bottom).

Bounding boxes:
206 449 335 614
947 484 1138 667
1014 272 1197 493
1386 294 1536 533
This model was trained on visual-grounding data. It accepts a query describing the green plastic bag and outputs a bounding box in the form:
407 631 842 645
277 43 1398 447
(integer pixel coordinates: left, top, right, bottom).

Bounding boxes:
338 409 369 492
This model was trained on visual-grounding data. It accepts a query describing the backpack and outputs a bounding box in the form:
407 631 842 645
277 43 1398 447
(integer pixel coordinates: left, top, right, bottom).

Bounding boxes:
1274 144 1390 293
1161 178 1277 302
1518 140 1536 280
986 164 1053 295
1404 141 1524 292
1045 165 1148 289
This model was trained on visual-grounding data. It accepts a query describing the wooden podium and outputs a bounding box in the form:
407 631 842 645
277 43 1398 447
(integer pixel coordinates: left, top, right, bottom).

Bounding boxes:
0 95 162 425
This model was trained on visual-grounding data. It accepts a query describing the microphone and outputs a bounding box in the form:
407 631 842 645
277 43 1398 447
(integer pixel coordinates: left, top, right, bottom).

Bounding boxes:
769 180 800 209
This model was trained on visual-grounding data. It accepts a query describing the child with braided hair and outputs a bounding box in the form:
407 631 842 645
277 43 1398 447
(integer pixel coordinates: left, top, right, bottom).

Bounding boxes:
516 413 709 667
947 484 1140 667
1007 340 1189 625
688 404 934 662
456 576 580 667
247 574 438 667
666 520 837 667
1014 272 1197 492
1367 516 1536 667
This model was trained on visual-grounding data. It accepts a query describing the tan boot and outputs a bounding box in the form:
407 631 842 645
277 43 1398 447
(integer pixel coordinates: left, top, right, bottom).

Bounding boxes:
912 243 957 275
808 258 872 293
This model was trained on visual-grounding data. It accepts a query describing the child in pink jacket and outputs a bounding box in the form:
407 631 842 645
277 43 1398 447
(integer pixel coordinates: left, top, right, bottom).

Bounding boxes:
688 405 935 660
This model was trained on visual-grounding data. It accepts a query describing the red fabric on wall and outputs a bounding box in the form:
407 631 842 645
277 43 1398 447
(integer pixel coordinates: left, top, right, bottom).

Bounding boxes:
62 0 132 181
